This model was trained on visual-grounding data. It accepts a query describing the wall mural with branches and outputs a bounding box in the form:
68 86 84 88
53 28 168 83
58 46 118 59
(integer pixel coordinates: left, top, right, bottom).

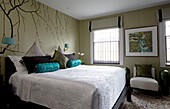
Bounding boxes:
0 0 79 55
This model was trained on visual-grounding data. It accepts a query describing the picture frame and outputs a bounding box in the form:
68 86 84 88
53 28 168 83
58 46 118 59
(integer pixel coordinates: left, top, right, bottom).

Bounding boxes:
125 26 158 56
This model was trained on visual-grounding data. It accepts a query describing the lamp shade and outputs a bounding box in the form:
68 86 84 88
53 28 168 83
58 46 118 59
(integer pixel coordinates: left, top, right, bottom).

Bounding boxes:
78 52 84 56
65 44 70 48
2 37 15 45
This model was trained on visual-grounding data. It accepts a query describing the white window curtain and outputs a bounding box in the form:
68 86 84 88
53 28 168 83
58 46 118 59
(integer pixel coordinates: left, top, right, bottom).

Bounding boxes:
157 7 170 67
159 21 166 67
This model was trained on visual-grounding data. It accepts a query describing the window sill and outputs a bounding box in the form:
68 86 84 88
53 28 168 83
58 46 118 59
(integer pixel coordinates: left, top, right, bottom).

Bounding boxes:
91 63 123 66
166 63 170 66
160 65 170 68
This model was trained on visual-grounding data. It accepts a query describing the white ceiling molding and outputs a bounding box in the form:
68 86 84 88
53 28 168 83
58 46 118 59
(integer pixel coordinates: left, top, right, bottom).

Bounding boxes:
37 0 170 20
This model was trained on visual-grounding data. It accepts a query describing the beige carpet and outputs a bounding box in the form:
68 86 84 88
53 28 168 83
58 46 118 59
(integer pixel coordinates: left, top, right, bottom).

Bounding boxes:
119 90 170 109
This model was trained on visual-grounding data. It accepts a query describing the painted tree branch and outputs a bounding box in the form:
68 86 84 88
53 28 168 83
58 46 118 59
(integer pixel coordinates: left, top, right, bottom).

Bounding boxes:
9 0 13 7
0 0 4 5
18 3 55 41
0 0 70 54
0 0 26 54
7 0 24 15
0 4 14 38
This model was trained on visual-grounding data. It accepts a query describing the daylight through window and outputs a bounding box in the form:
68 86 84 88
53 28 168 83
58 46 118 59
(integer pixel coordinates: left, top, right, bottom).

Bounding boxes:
165 20 170 65
93 28 120 64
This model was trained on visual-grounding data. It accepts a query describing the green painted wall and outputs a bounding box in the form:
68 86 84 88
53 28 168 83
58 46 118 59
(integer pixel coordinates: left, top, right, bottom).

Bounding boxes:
0 0 170 85
79 3 170 82
0 0 79 81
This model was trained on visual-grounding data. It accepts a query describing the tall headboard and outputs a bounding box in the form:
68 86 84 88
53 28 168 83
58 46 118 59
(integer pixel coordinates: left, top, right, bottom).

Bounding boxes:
5 57 16 83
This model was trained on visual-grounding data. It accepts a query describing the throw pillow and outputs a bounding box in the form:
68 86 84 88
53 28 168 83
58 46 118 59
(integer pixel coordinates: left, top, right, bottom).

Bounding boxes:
58 46 65 54
8 55 27 72
51 50 69 69
22 56 50 73
64 53 76 60
35 62 60 73
25 41 45 56
67 59 82 68
135 64 152 78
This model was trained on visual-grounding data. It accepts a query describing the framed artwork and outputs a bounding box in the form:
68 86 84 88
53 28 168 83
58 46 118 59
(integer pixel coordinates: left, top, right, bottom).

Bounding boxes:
125 26 158 56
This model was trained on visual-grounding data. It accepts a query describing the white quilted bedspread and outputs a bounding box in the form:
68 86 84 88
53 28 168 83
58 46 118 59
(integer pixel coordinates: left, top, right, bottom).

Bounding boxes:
9 65 126 109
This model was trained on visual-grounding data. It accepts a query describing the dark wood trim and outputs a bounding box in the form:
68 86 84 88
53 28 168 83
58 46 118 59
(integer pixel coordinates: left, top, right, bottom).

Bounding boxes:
112 86 128 109
127 87 161 102
127 87 132 102
5 57 16 84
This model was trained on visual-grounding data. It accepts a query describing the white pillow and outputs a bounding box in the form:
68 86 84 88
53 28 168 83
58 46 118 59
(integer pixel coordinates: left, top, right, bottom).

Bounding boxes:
25 42 45 56
8 56 27 72
58 46 65 54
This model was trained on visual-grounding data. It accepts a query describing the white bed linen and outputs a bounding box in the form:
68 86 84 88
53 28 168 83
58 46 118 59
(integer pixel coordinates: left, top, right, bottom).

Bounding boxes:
9 65 126 109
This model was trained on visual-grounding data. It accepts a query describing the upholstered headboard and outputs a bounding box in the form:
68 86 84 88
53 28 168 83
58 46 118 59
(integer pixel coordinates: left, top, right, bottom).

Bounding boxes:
5 57 16 83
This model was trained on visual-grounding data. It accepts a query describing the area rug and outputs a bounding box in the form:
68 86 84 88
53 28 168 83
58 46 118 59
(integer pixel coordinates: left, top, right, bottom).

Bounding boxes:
119 90 170 109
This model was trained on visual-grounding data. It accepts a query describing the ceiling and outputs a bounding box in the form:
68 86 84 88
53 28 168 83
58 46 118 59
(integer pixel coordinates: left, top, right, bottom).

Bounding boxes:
36 0 170 20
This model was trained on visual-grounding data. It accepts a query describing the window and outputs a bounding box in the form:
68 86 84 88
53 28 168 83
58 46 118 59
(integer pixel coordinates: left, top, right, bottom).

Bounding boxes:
159 20 170 67
158 8 170 67
165 20 170 65
91 28 123 65
90 17 123 65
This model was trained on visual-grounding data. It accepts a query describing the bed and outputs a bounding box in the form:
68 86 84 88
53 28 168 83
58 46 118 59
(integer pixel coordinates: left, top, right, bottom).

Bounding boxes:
5 57 129 109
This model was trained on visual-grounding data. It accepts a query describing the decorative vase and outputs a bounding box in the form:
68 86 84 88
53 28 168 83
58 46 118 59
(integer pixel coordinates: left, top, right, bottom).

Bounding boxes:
160 70 169 95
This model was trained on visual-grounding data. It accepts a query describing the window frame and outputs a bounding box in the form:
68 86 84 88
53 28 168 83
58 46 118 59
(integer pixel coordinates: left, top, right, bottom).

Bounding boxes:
159 19 170 67
90 28 123 65
165 21 170 66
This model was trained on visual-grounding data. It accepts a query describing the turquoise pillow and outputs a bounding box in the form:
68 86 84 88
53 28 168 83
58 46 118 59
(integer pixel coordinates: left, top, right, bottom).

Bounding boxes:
67 59 82 68
35 62 60 73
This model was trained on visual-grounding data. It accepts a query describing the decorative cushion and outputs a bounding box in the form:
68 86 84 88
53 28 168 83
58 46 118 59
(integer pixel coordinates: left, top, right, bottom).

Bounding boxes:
67 59 82 68
130 77 158 91
25 42 45 56
64 53 76 60
58 46 65 54
22 56 50 73
35 62 60 73
51 50 69 69
8 56 27 72
135 64 152 78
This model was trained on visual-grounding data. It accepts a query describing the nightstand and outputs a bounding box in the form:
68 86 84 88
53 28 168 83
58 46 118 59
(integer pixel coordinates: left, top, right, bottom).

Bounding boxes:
0 83 12 108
